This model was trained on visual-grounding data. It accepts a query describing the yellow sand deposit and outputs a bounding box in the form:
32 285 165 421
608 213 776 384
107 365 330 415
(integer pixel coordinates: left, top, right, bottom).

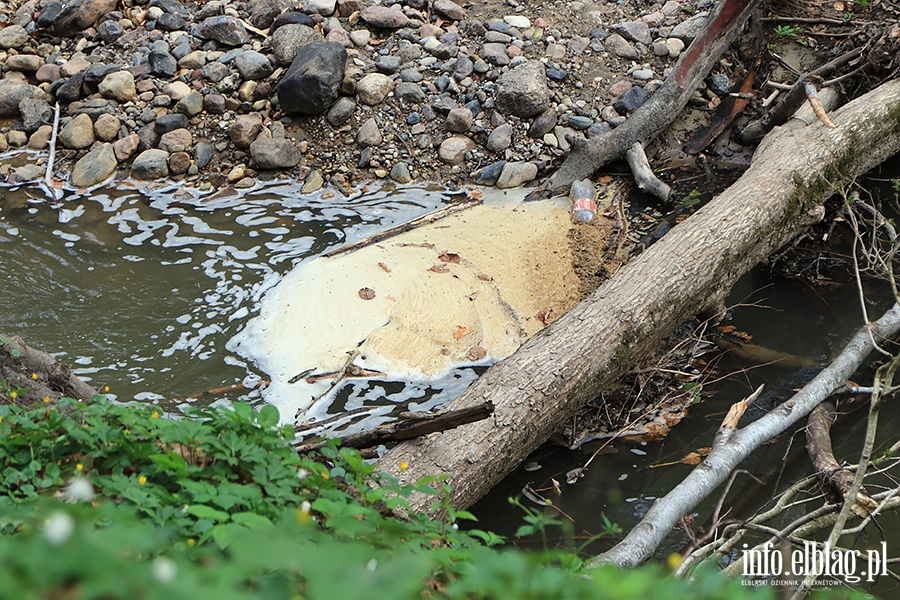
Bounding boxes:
235 190 585 422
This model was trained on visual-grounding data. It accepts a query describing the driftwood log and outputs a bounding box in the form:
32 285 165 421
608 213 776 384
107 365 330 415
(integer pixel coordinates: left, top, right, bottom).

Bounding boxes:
806 400 878 516
376 78 900 514
538 0 760 196
0 334 97 406
294 402 494 453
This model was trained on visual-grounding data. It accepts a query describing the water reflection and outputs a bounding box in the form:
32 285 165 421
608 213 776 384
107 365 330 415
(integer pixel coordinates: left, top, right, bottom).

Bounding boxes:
0 176 453 419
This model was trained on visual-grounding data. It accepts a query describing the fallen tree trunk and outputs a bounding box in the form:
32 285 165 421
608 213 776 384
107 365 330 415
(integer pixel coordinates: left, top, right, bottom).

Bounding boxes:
0 334 97 405
376 78 900 514
540 0 760 195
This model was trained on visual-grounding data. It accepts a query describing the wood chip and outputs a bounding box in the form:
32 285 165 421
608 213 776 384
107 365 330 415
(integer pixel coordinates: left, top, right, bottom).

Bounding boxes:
429 264 449 273
453 325 471 339
468 345 487 360
438 252 461 263
358 287 376 300
378 262 391 273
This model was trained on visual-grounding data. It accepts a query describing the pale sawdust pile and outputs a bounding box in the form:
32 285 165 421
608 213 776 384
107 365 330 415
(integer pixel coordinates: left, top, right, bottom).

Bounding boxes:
234 188 622 421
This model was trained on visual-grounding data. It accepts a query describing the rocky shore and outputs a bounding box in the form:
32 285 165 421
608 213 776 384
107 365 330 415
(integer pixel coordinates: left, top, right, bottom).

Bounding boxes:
0 0 721 194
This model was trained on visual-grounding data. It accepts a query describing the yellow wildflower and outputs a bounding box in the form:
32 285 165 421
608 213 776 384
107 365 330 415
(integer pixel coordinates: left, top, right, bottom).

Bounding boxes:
43 396 50 404
138 475 147 485
76 463 84 472
187 538 196 547
399 461 409 471
9 391 16 400
667 553 683 571
103 386 109 392
151 411 160 419
31 373 38 380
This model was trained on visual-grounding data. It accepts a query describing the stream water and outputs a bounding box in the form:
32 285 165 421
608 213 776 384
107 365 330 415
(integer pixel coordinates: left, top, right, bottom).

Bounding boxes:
2 149 899 596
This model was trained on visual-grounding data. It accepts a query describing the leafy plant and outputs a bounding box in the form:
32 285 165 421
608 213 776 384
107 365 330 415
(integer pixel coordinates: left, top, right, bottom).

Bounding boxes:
773 24 802 38
680 188 703 207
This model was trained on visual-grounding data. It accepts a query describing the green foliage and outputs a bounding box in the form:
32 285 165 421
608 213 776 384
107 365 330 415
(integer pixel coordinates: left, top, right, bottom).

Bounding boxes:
683 381 704 404
773 24 802 37
680 189 703 207
0 396 802 599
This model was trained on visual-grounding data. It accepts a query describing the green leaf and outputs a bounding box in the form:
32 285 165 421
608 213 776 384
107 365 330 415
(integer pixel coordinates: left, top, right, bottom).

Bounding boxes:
258 405 279 428
231 512 274 530
185 504 230 522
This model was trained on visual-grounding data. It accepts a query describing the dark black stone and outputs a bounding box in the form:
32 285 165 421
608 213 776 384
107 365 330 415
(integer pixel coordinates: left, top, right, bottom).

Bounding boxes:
97 20 123 43
19 98 53 134
148 0 188 18
473 161 506 186
54 73 85 103
156 12 187 31
137 123 160 152
194 142 213 168
154 113 188 134
614 86 649 115
270 11 313 33
277 42 347 115
546 68 567 82
83 64 119 93
74 98 118 120
37 1 63 27
148 50 177 77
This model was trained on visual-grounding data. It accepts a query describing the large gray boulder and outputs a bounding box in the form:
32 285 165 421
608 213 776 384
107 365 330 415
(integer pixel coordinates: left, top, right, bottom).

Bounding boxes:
0 81 43 117
493 60 550 119
277 42 347 115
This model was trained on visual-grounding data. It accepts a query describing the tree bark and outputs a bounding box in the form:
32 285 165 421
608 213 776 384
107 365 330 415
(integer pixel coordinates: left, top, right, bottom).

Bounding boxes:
376 78 900 515
541 0 760 195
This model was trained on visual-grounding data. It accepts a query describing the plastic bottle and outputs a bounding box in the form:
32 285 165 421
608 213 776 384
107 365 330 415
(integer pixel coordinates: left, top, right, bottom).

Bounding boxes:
569 179 597 224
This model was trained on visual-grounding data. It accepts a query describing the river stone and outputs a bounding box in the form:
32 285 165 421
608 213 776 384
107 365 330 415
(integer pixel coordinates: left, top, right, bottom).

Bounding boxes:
7 130 27 147
94 113 120 141
162 81 191 101
567 115 594 130
156 12 187 31
37 1 63 27
301 169 324 193
59 113 95 149
394 82 426 103
278 42 346 115
230 114 263 147
445 107 472 133
0 81 43 117
98 71 135 103
307 0 337 15
56 74 86 103
132 149 170 180
168 151 191 174
235 51 274 80
493 61 549 119
612 21 652 45
36 64 61 82
71 143 118 187
113 133 140 161
326 96 356 126
178 50 207 70
6 55 43 73
54 0 116 36
671 12 709 43
271 11 315 32
250 138 301 169
19 98 52 134
272 24 324 66
438 135 475 165
604 33 639 59
357 117 382 147
175 91 203 116
194 142 213 168
203 93 226 114
158 128 192 153
356 73 393 105
201 61 230 82
496 161 537 188
486 123 512 152
480 42 509 66
472 160 506 186
433 0 465 20
154 113 189 134
527 107 558 139
194 16 249 46
0 24 29 49
360 5 409 28
666 37 685 58
97 19 124 43
390 162 412 183
28 125 53 150
149 50 177 77
614 86 649 115
250 0 292 28
13 164 45 180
